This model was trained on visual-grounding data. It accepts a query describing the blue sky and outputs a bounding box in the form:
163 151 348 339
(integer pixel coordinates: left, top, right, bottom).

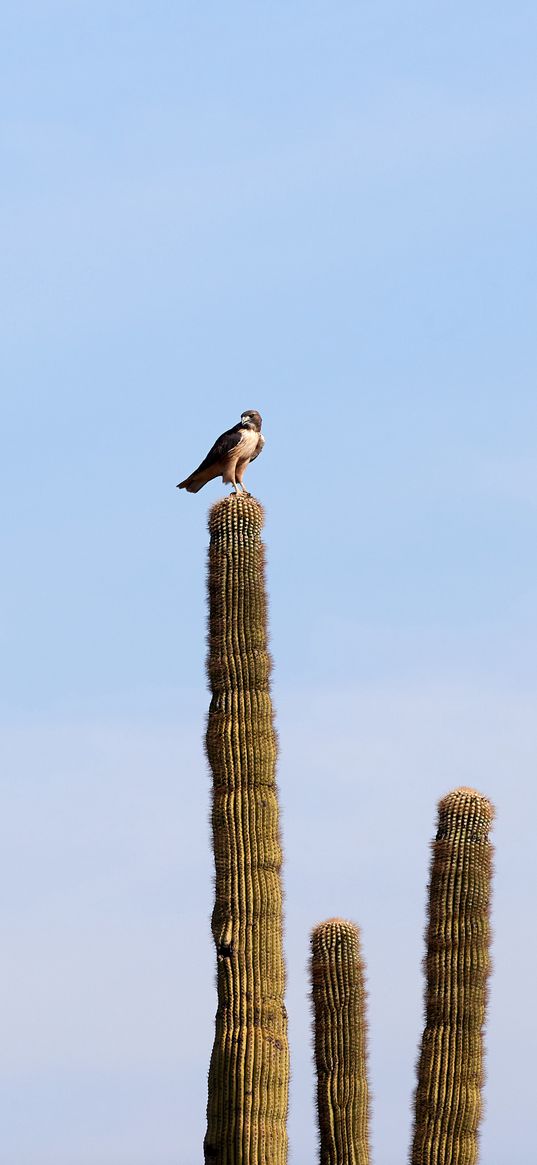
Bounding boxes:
2 3 536 1162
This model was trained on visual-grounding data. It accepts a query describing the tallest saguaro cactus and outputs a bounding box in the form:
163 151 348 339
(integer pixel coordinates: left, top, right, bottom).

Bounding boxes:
203 495 289 1165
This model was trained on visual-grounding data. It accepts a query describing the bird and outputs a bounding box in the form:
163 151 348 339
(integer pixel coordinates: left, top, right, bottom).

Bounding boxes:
177 410 265 495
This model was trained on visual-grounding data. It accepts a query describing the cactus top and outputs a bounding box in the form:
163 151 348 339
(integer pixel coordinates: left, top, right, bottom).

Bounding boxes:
208 492 265 536
437 787 494 843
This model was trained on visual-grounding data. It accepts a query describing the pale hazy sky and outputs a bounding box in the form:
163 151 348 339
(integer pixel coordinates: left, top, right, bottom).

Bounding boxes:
2 3 537 1163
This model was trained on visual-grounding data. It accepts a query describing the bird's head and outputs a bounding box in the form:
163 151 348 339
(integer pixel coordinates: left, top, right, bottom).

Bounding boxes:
241 410 262 432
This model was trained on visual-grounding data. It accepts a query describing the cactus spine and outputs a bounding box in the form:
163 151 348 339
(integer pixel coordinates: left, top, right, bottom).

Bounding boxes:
203 495 289 1165
311 919 370 1165
410 787 494 1165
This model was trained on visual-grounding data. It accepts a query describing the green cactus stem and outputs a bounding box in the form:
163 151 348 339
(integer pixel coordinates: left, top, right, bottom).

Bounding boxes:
203 495 289 1165
311 918 370 1165
410 787 494 1165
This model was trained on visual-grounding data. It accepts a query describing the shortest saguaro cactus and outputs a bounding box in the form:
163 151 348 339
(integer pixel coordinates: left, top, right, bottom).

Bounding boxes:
411 787 494 1165
311 919 370 1165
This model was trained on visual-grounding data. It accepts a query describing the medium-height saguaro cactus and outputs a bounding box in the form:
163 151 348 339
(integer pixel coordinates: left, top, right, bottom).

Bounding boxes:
410 787 494 1165
310 919 370 1165
203 495 289 1165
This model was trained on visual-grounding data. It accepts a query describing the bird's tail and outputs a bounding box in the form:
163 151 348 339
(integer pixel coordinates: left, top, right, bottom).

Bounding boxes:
177 475 204 493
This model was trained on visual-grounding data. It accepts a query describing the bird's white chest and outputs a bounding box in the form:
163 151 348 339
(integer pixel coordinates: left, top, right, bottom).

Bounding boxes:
236 429 259 460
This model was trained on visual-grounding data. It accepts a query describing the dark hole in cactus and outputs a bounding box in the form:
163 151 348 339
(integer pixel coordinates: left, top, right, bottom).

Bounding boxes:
217 940 233 959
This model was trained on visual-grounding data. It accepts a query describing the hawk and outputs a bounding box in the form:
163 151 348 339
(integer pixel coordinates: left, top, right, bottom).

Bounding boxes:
177 410 265 495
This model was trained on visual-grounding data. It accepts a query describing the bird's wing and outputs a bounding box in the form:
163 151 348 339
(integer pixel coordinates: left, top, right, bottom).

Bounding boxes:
248 433 265 463
190 423 244 476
